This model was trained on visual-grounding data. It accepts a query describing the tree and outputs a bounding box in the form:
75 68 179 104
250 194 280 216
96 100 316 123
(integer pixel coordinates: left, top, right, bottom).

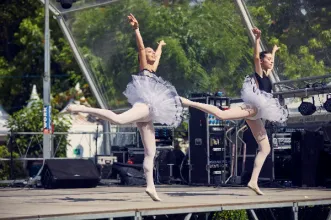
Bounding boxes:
247 0 331 79
7 100 71 158
68 0 253 108
2 0 329 113
0 145 25 180
0 0 93 114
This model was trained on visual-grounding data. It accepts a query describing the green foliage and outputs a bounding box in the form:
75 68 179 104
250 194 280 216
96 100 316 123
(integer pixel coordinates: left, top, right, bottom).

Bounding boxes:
213 210 249 220
247 0 331 79
7 100 71 158
0 0 88 113
175 121 188 140
0 145 25 180
1 0 330 112
68 0 252 108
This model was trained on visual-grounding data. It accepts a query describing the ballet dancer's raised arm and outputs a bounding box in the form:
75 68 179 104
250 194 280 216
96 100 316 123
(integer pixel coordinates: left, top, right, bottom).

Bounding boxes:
152 40 166 72
252 27 263 76
266 45 280 76
128 13 166 73
128 13 147 71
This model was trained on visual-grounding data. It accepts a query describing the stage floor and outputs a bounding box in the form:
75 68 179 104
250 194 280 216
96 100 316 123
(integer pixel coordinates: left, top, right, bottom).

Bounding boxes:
1 185 331 219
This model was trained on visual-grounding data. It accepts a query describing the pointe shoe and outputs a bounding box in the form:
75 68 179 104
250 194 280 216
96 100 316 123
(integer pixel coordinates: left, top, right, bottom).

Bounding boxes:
145 189 162 202
247 183 264 195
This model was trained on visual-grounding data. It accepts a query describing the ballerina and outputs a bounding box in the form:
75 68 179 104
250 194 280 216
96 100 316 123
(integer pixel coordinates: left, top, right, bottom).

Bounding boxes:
180 27 288 195
66 13 183 201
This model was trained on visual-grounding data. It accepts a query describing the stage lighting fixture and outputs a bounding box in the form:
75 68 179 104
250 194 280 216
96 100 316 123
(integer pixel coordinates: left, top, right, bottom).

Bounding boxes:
56 0 77 9
298 97 316 116
323 94 331 112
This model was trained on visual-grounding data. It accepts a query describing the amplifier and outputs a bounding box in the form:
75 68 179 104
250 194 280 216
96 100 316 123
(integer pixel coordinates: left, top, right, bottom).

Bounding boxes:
272 133 292 149
96 155 117 165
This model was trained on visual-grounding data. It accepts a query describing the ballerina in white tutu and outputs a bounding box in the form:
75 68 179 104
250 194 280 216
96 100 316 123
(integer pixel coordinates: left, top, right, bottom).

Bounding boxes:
66 14 183 201
181 27 288 195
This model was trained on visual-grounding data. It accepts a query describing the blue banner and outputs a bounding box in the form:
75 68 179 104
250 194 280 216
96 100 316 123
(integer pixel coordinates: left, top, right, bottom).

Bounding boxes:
43 105 51 134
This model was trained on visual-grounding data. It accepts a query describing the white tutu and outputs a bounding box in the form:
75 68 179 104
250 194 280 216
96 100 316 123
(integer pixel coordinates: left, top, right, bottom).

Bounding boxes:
240 76 288 123
123 71 183 127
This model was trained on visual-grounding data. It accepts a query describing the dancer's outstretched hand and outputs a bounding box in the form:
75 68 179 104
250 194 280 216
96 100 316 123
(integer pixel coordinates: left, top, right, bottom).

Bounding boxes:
252 27 261 39
158 40 166 46
128 13 139 29
273 45 280 52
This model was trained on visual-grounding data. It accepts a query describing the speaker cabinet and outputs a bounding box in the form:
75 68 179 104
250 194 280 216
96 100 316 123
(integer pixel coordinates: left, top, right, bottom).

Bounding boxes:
41 159 100 189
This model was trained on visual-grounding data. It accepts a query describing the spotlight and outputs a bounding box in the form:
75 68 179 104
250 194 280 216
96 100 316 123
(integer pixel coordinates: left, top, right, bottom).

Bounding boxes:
323 94 331 112
298 97 316 116
56 0 77 9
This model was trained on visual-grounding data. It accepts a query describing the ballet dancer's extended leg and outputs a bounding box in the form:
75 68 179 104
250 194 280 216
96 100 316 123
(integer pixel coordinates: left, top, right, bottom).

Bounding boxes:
66 103 150 125
136 121 161 202
180 97 269 195
180 97 258 120
246 119 270 195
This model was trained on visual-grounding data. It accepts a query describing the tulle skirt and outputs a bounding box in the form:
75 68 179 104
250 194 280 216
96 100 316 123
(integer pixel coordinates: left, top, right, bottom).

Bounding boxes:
123 74 183 127
240 76 288 123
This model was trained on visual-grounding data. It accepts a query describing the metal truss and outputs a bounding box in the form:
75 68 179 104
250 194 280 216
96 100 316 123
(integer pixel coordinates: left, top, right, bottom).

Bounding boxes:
19 199 331 220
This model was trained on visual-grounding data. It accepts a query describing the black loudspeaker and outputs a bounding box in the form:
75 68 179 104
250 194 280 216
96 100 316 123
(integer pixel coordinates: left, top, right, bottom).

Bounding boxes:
112 162 146 186
237 154 273 183
322 124 331 142
242 128 273 180
237 155 254 184
189 100 208 184
259 154 273 180
41 159 100 189
273 148 292 181
243 127 259 155
291 131 324 187
157 149 176 183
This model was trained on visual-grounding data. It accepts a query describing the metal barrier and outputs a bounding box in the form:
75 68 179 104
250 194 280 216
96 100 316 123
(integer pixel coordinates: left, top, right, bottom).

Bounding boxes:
0 131 137 180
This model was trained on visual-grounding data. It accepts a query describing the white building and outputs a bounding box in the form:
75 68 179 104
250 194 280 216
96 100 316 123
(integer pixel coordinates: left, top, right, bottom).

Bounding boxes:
61 83 105 158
